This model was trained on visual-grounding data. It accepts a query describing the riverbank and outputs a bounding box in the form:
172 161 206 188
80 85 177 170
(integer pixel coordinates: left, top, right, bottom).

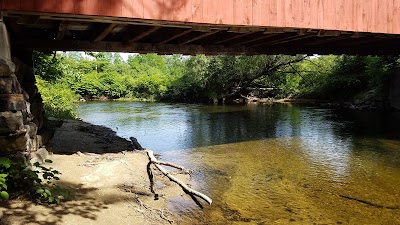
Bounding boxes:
80 96 157 102
0 120 192 225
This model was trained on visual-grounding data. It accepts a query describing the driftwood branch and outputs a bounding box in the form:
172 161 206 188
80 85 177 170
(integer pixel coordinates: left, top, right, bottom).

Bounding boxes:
157 161 190 173
146 160 158 200
146 150 212 205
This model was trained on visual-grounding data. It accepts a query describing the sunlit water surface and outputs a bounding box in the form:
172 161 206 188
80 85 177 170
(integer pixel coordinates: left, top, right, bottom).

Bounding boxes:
78 102 400 224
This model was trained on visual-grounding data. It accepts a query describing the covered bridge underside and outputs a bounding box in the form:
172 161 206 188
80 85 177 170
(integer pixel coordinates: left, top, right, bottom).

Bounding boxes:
2 0 400 55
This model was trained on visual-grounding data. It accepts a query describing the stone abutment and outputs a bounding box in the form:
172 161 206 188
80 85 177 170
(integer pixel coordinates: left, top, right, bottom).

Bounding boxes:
0 21 49 162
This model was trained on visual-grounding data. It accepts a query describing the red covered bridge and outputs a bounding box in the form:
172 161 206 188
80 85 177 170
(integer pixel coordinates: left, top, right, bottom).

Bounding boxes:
1 0 400 55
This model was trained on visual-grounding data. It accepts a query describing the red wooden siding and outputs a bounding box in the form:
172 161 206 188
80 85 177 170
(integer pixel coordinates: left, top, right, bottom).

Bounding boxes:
269 0 278 27
308 0 318 29
2 0 400 34
252 0 268 26
394 0 400 35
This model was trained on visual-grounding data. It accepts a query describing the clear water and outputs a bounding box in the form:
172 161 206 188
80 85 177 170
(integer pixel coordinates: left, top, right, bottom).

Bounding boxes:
78 102 400 224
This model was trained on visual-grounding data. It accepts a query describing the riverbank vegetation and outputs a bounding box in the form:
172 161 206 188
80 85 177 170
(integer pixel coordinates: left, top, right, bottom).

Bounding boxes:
33 51 399 118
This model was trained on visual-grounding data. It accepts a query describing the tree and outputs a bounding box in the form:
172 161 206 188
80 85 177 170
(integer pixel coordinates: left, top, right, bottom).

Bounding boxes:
33 51 63 81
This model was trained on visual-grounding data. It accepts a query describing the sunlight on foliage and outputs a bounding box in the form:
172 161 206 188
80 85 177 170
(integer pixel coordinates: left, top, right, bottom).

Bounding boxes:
33 51 399 107
0 157 67 204
36 76 78 119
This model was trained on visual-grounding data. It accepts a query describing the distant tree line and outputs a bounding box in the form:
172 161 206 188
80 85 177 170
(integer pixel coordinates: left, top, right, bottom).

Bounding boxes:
33 51 399 118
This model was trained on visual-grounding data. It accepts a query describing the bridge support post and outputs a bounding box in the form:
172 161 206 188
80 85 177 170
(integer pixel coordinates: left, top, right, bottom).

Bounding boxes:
0 21 49 162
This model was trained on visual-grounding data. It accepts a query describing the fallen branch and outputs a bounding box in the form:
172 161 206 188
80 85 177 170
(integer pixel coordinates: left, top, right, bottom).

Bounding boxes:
146 160 158 200
146 150 212 205
157 161 191 173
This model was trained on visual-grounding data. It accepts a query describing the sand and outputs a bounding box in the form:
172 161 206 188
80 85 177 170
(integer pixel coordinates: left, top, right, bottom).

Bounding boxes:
0 120 191 225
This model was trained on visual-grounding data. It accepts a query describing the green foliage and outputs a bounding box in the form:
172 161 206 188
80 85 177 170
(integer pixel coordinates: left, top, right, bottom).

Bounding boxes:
162 54 306 102
35 52 175 102
294 55 398 100
36 76 78 119
0 157 65 204
33 52 64 81
34 51 398 106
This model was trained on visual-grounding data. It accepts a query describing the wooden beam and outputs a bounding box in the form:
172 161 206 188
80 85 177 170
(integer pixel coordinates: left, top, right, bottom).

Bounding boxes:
317 30 341 37
298 29 309 35
93 23 118 43
227 27 264 33
335 36 393 47
232 34 281 46
56 21 68 40
39 14 192 29
14 39 252 55
192 26 212 32
250 34 314 48
306 36 349 46
13 38 400 55
351 32 367 38
263 28 285 34
16 15 40 25
127 26 161 43
181 30 221 44
214 32 258 45
158 28 194 44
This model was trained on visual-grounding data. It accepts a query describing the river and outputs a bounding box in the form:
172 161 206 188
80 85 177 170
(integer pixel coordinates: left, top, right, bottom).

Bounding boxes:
78 102 400 224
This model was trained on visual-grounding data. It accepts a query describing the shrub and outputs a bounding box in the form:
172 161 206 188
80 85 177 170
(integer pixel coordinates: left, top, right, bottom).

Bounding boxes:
0 157 65 204
36 76 79 119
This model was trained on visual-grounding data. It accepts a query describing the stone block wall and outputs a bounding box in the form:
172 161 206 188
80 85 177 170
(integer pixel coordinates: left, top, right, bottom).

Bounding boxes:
0 21 50 163
0 57 48 160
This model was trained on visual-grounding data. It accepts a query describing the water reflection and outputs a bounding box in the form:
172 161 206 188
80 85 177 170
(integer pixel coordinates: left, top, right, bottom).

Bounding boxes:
78 102 400 224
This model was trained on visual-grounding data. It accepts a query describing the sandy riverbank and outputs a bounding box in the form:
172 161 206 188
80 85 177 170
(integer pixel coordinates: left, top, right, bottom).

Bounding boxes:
0 120 192 225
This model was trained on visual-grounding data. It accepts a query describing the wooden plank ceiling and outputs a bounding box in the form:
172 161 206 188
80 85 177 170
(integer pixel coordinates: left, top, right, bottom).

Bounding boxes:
2 12 400 55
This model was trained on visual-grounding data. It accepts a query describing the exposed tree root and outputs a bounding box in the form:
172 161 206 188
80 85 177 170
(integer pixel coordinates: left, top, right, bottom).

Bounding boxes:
146 150 212 206
126 195 174 224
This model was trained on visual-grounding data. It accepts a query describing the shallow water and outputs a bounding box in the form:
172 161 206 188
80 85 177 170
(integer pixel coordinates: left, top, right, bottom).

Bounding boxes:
78 102 400 224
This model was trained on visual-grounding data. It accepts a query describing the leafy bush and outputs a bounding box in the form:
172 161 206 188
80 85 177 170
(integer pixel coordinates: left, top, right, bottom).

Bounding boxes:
36 76 79 119
297 55 398 101
0 157 65 204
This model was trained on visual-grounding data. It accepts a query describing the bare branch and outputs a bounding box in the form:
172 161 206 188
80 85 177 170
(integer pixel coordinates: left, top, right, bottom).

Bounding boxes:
146 150 212 205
